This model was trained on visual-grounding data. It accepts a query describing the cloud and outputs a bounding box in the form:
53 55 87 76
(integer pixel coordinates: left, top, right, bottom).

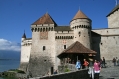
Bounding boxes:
0 38 21 51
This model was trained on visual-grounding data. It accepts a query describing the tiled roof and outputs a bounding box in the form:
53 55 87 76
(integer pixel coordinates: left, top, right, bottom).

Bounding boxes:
72 10 89 20
32 13 57 26
59 41 96 55
107 4 119 17
54 26 72 31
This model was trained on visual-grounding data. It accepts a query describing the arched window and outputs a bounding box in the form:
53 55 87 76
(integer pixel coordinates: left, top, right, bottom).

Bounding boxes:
64 45 66 49
43 46 46 51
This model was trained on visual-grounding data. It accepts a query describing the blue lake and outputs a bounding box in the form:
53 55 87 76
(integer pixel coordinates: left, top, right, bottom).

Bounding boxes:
0 59 20 79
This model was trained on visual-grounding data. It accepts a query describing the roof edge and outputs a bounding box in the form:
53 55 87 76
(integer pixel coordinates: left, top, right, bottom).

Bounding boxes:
106 4 119 17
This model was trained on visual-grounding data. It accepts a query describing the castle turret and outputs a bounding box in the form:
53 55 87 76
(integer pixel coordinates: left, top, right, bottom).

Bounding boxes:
19 31 32 72
21 31 26 45
28 13 57 77
70 10 92 49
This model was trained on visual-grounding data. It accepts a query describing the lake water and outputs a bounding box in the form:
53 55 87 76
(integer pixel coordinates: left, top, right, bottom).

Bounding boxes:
0 59 20 79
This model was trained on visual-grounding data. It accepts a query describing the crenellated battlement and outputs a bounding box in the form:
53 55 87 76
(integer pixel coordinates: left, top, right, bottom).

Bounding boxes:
55 36 74 39
70 19 91 29
31 27 54 32
21 38 32 46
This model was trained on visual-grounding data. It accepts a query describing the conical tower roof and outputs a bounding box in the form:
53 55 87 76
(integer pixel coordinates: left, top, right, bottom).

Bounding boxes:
32 13 57 26
22 32 26 38
72 10 89 20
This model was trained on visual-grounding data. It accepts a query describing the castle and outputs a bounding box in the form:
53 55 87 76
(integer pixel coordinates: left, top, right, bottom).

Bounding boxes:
19 4 119 77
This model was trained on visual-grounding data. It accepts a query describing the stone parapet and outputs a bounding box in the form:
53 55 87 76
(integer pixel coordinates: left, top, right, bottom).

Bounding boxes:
29 69 89 79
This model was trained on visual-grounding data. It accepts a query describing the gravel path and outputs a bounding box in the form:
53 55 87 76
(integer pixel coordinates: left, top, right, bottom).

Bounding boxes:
99 66 119 79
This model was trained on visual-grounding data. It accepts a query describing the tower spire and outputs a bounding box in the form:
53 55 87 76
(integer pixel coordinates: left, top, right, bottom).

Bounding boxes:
22 30 26 38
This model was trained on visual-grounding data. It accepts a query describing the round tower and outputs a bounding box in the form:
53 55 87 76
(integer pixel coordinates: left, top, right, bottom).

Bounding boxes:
70 10 92 49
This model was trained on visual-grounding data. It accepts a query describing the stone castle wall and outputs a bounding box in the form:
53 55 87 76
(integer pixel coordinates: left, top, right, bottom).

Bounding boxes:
100 36 119 60
20 45 31 62
92 28 119 60
107 10 119 28
55 32 74 68
28 29 56 77
92 28 119 35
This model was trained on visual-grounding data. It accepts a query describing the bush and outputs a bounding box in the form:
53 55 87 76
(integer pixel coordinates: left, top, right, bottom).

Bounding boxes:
16 70 25 74
64 68 70 72
8 69 25 74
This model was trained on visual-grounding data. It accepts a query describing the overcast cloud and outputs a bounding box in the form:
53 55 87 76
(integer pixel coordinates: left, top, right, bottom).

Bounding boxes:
0 38 21 51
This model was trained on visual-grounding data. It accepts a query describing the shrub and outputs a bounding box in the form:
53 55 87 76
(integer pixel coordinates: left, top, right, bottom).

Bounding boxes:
64 68 70 72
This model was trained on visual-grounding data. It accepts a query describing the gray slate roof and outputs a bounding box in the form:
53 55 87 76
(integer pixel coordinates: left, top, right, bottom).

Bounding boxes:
22 33 26 38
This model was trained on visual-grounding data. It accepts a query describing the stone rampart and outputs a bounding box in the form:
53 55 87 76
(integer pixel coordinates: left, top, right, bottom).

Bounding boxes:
29 69 89 79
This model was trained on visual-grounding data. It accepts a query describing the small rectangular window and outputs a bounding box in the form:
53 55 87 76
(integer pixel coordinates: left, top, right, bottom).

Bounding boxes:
64 45 66 49
43 46 45 50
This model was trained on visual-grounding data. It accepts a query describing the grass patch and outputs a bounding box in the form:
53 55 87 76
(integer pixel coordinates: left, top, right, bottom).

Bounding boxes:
8 69 25 74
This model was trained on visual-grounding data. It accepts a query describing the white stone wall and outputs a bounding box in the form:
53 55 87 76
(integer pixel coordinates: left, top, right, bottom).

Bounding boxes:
107 9 119 28
73 28 91 49
55 32 74 55
19 39 32 71
20 45 31 62
30 30 56 61
55 38 73 68
20 39 32 63
100 36 119 60
92 28 119 60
